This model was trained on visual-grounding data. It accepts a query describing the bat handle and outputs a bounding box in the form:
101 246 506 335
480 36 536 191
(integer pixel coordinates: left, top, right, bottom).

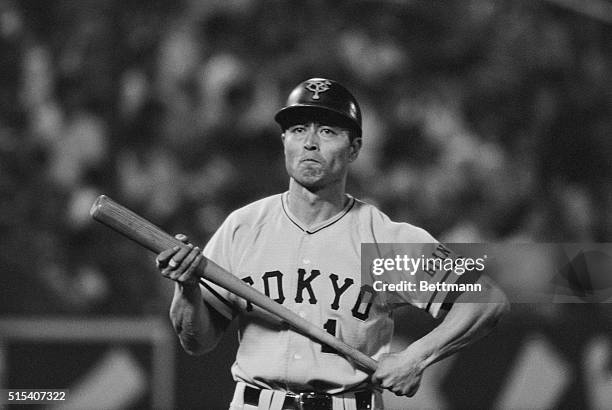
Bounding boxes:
90 195 181 253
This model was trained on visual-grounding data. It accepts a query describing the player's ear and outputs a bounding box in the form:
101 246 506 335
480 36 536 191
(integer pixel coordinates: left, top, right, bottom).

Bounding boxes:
348 137 362 162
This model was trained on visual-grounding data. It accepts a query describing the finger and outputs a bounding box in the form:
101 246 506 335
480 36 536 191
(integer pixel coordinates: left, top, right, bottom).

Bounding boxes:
174 233 190 244
405 380 421 397
383 383 406 397
176 247 200 278
156 247 180 268
178 252 203 285
166 247 199 283
168 244 194 269
374 376 397 394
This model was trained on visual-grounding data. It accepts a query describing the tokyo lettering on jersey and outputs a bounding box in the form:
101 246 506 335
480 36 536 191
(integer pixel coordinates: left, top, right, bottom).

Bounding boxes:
199 192 462 394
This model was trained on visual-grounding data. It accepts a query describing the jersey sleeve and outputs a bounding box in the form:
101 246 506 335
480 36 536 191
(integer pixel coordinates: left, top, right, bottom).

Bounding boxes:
393 237 468 319
369 211 474 318
199 214 239 320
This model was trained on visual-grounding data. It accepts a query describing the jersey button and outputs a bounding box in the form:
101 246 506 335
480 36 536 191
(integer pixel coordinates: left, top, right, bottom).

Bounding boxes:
302 258 311 264
293 353 302 360
298 311 306 318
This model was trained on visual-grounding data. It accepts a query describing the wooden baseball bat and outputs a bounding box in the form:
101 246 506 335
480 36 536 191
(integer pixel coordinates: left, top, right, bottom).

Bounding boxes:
90 195 378 372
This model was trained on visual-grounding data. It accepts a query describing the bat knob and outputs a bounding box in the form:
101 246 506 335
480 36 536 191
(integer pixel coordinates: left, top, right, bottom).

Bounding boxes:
90 195 110 219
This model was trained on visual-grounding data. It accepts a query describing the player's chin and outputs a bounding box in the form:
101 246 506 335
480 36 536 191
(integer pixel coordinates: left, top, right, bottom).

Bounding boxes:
293 172 326 189
296 162 324 176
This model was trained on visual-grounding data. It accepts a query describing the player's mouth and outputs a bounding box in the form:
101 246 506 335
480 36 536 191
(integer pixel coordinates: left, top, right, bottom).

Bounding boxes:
300 157 322 164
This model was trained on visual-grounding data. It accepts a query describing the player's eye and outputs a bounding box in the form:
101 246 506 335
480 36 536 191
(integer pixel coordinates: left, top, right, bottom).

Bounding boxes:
319 127 336 136
289 125 306 133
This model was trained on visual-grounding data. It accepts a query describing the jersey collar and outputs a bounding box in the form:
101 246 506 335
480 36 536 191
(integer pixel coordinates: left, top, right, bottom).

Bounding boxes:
281 191 355 234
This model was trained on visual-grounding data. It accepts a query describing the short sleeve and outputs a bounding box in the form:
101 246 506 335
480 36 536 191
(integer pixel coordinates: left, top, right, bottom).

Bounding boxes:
199 216 238 320
369 212 473 318
392 241 468 318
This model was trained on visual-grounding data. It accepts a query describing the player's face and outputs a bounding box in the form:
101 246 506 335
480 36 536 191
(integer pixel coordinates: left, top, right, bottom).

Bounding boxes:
282 121 361 190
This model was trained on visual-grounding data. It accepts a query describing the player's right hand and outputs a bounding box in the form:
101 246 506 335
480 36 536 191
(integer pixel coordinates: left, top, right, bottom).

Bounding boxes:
156 234 203 287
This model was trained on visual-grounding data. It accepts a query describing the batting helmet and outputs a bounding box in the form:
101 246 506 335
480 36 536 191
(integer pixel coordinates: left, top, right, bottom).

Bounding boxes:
274 78 362 139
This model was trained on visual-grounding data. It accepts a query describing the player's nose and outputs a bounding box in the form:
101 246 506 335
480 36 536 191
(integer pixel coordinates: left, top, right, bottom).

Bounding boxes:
303 126 319 151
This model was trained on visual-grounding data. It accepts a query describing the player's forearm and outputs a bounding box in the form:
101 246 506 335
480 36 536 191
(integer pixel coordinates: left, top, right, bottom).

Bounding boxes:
406 277 509 369
169 283 227 355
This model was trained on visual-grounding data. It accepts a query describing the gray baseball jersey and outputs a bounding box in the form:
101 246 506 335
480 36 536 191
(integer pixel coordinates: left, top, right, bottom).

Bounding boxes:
200 192 462 393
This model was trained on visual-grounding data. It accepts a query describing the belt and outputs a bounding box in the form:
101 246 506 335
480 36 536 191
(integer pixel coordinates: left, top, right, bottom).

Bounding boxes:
243 385 372 410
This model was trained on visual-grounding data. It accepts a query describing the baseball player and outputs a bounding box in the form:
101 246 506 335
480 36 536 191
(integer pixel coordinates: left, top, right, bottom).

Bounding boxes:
156 78 509 410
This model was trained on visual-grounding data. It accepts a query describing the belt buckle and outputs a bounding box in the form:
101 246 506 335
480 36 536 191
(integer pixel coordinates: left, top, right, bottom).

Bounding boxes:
296 392 309 410
282 391 303 410
296 392 306 410
297 392 330 410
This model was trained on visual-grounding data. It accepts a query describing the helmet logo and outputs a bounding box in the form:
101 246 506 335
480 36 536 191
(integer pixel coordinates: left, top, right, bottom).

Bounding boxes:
305 80 332 100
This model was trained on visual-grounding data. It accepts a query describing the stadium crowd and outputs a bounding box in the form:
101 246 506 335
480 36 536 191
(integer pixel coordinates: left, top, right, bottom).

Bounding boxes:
1 0 610 315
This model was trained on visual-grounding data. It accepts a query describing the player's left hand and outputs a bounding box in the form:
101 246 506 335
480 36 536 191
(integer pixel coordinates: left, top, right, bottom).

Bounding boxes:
371 351 424 397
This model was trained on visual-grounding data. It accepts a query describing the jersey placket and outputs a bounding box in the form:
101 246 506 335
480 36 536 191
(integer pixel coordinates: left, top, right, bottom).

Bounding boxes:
283 230 318 389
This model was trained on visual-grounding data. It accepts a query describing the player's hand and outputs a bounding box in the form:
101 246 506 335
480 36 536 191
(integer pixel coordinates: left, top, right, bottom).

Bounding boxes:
371 351 424 397
156 234 203 288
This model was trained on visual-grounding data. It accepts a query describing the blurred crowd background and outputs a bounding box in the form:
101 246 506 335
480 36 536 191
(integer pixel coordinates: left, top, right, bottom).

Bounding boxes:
1 0 611 408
